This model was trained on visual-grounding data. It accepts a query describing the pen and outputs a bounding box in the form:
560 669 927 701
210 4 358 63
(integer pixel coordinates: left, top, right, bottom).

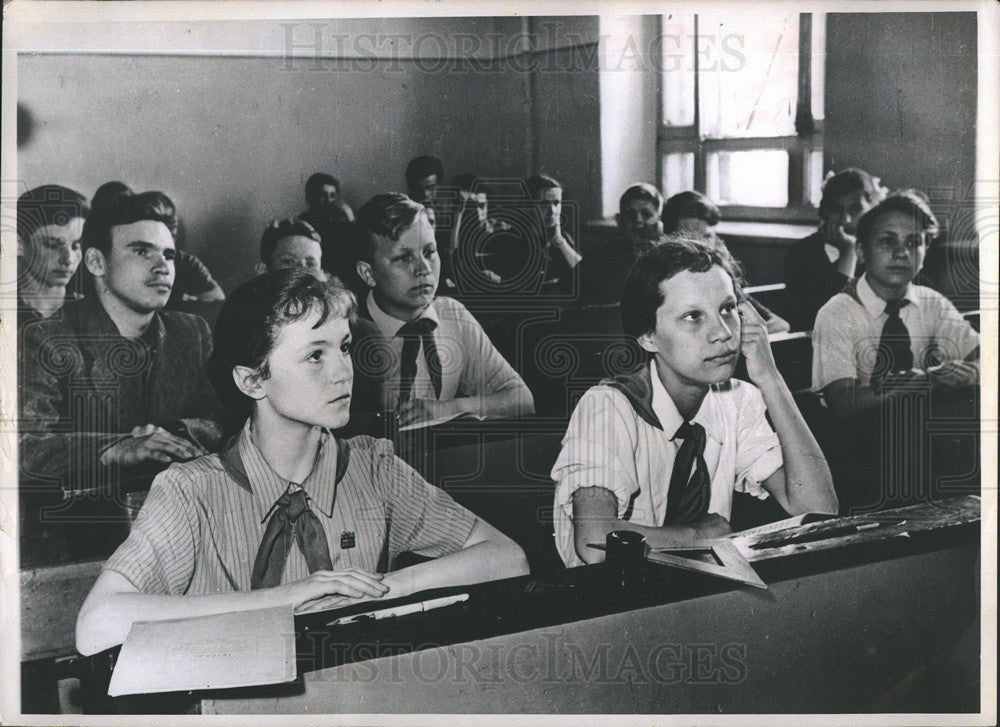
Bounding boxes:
328 593 470 626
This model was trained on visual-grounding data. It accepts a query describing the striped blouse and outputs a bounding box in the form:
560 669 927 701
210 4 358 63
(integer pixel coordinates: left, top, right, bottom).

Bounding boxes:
104 424 478 595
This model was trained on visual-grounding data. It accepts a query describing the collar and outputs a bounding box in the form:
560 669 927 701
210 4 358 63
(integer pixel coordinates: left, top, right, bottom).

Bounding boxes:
855 274 918 318
74 293 165 344
218 420 350 522
600 361 721 443
365 290 440 338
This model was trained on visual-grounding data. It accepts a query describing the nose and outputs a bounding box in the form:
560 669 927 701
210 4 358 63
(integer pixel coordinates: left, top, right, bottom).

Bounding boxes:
414 254 432 276
327 351 353 383
708 312 735 343
151 250 172 273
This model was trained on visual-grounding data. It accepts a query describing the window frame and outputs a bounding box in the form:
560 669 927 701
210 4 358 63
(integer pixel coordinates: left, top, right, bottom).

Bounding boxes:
656 13 824 223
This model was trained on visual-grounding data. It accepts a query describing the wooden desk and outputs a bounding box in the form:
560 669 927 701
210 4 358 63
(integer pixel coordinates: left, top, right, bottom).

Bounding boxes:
201 515 979 715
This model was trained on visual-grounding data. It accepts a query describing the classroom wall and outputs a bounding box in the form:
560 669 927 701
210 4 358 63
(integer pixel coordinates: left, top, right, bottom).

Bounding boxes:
15 17 606 290
824 12 977 222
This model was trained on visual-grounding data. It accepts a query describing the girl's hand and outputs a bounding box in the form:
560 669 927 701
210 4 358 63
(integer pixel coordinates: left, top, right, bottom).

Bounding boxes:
739 300 779 385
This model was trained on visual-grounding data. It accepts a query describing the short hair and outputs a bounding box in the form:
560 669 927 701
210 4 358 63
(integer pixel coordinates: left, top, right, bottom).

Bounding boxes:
261 218 321 264
17 185 90 243
208 268 356 421
405 155 443 183
90 181 132 214
619 183 664 215
80 190 178 255
355 193 427 261
525 174 561 199
819 167 879 215
661 191 720 233
305 173 340 199
855 189 939 250
620 237 744 340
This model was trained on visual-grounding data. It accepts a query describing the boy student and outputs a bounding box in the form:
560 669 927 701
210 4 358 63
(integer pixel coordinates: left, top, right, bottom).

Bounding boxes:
579 183 667 306
663 191 790 334
76 269 528 656
354 193 534 427
16 184 89 323
552 238 837 567
526 174 583 291
258 217 385 435
89 182 226 307
811 190 979 420
784 168 883 330
405 155 444 207
298 172 358 286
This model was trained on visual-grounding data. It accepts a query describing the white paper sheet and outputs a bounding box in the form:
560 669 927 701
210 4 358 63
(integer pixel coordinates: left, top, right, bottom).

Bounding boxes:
108 605 296 697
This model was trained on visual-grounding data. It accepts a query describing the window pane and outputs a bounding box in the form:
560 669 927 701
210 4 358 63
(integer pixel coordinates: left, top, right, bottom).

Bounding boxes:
698 13 799 138
706 150 788 206
662 152 695 198
806 150 824 207
810 13 826 121
661 15 696 127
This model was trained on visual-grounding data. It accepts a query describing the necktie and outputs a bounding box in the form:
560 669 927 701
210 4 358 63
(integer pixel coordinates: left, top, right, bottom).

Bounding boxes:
877 298 914 377
397 317 442 403
251 487 333 590
663 421 711 526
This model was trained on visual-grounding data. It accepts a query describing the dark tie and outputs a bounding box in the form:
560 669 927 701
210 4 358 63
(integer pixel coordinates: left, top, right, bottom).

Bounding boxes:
397 317 442 403
664 421 711 526
877 298 914 377
251 488 333 590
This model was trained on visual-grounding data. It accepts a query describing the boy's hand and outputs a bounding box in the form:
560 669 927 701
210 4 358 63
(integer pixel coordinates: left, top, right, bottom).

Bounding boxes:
397 397 461 427
929 360 979 389
287 569 389 614
738 300 779 385
100 425 205 467
690 513 732 540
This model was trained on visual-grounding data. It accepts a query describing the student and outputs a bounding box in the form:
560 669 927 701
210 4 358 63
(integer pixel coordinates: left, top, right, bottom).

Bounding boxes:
258 218 325 279
579 183 667 306
444 176 503 290
526 174 582 292
811 190 979 420
552 238 838 567
298 172 360 288
405 155 444 207
301 171 355 224
75 269 528 656
354 193 534 427
16 184 90 323
663 191 790 334
784 168 883 330
89 182 226 307
258 217 385 436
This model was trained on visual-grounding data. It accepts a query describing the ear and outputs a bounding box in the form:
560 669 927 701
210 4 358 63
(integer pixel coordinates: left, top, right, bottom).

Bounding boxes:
636 332 658 354
232 365 267 401
614 213 623 229
356 260 376 289
84 247 106 277
856 240 868 267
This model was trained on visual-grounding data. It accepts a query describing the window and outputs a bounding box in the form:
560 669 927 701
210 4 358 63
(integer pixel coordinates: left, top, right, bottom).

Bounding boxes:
658 12 825 221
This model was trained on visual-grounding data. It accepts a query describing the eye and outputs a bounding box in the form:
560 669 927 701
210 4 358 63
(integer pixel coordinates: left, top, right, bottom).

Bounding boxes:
682 311 702 322
306 350 323 363
163 249 176 261
721 302 737 316
424 246 437 258
340 341 352 355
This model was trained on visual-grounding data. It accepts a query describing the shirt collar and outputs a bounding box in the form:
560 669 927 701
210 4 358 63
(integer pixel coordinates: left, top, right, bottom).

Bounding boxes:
365 290 439 338
649 360 722 444
219 419 350 522
857 273 918 317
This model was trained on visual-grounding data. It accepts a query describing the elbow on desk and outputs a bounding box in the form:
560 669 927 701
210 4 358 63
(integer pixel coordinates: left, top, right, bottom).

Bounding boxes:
75 598 112 657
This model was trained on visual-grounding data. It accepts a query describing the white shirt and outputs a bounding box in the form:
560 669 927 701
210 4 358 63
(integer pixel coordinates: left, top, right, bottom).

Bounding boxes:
551 361 783 568
811 274 979 392
365 292 526 409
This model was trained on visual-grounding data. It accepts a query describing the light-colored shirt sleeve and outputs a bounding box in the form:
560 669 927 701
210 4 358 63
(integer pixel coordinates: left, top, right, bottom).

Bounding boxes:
551 387 641 520
103 468 198 595
928 292 979 362
733 383 783 498
811 299 860 392
446 298 528 399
